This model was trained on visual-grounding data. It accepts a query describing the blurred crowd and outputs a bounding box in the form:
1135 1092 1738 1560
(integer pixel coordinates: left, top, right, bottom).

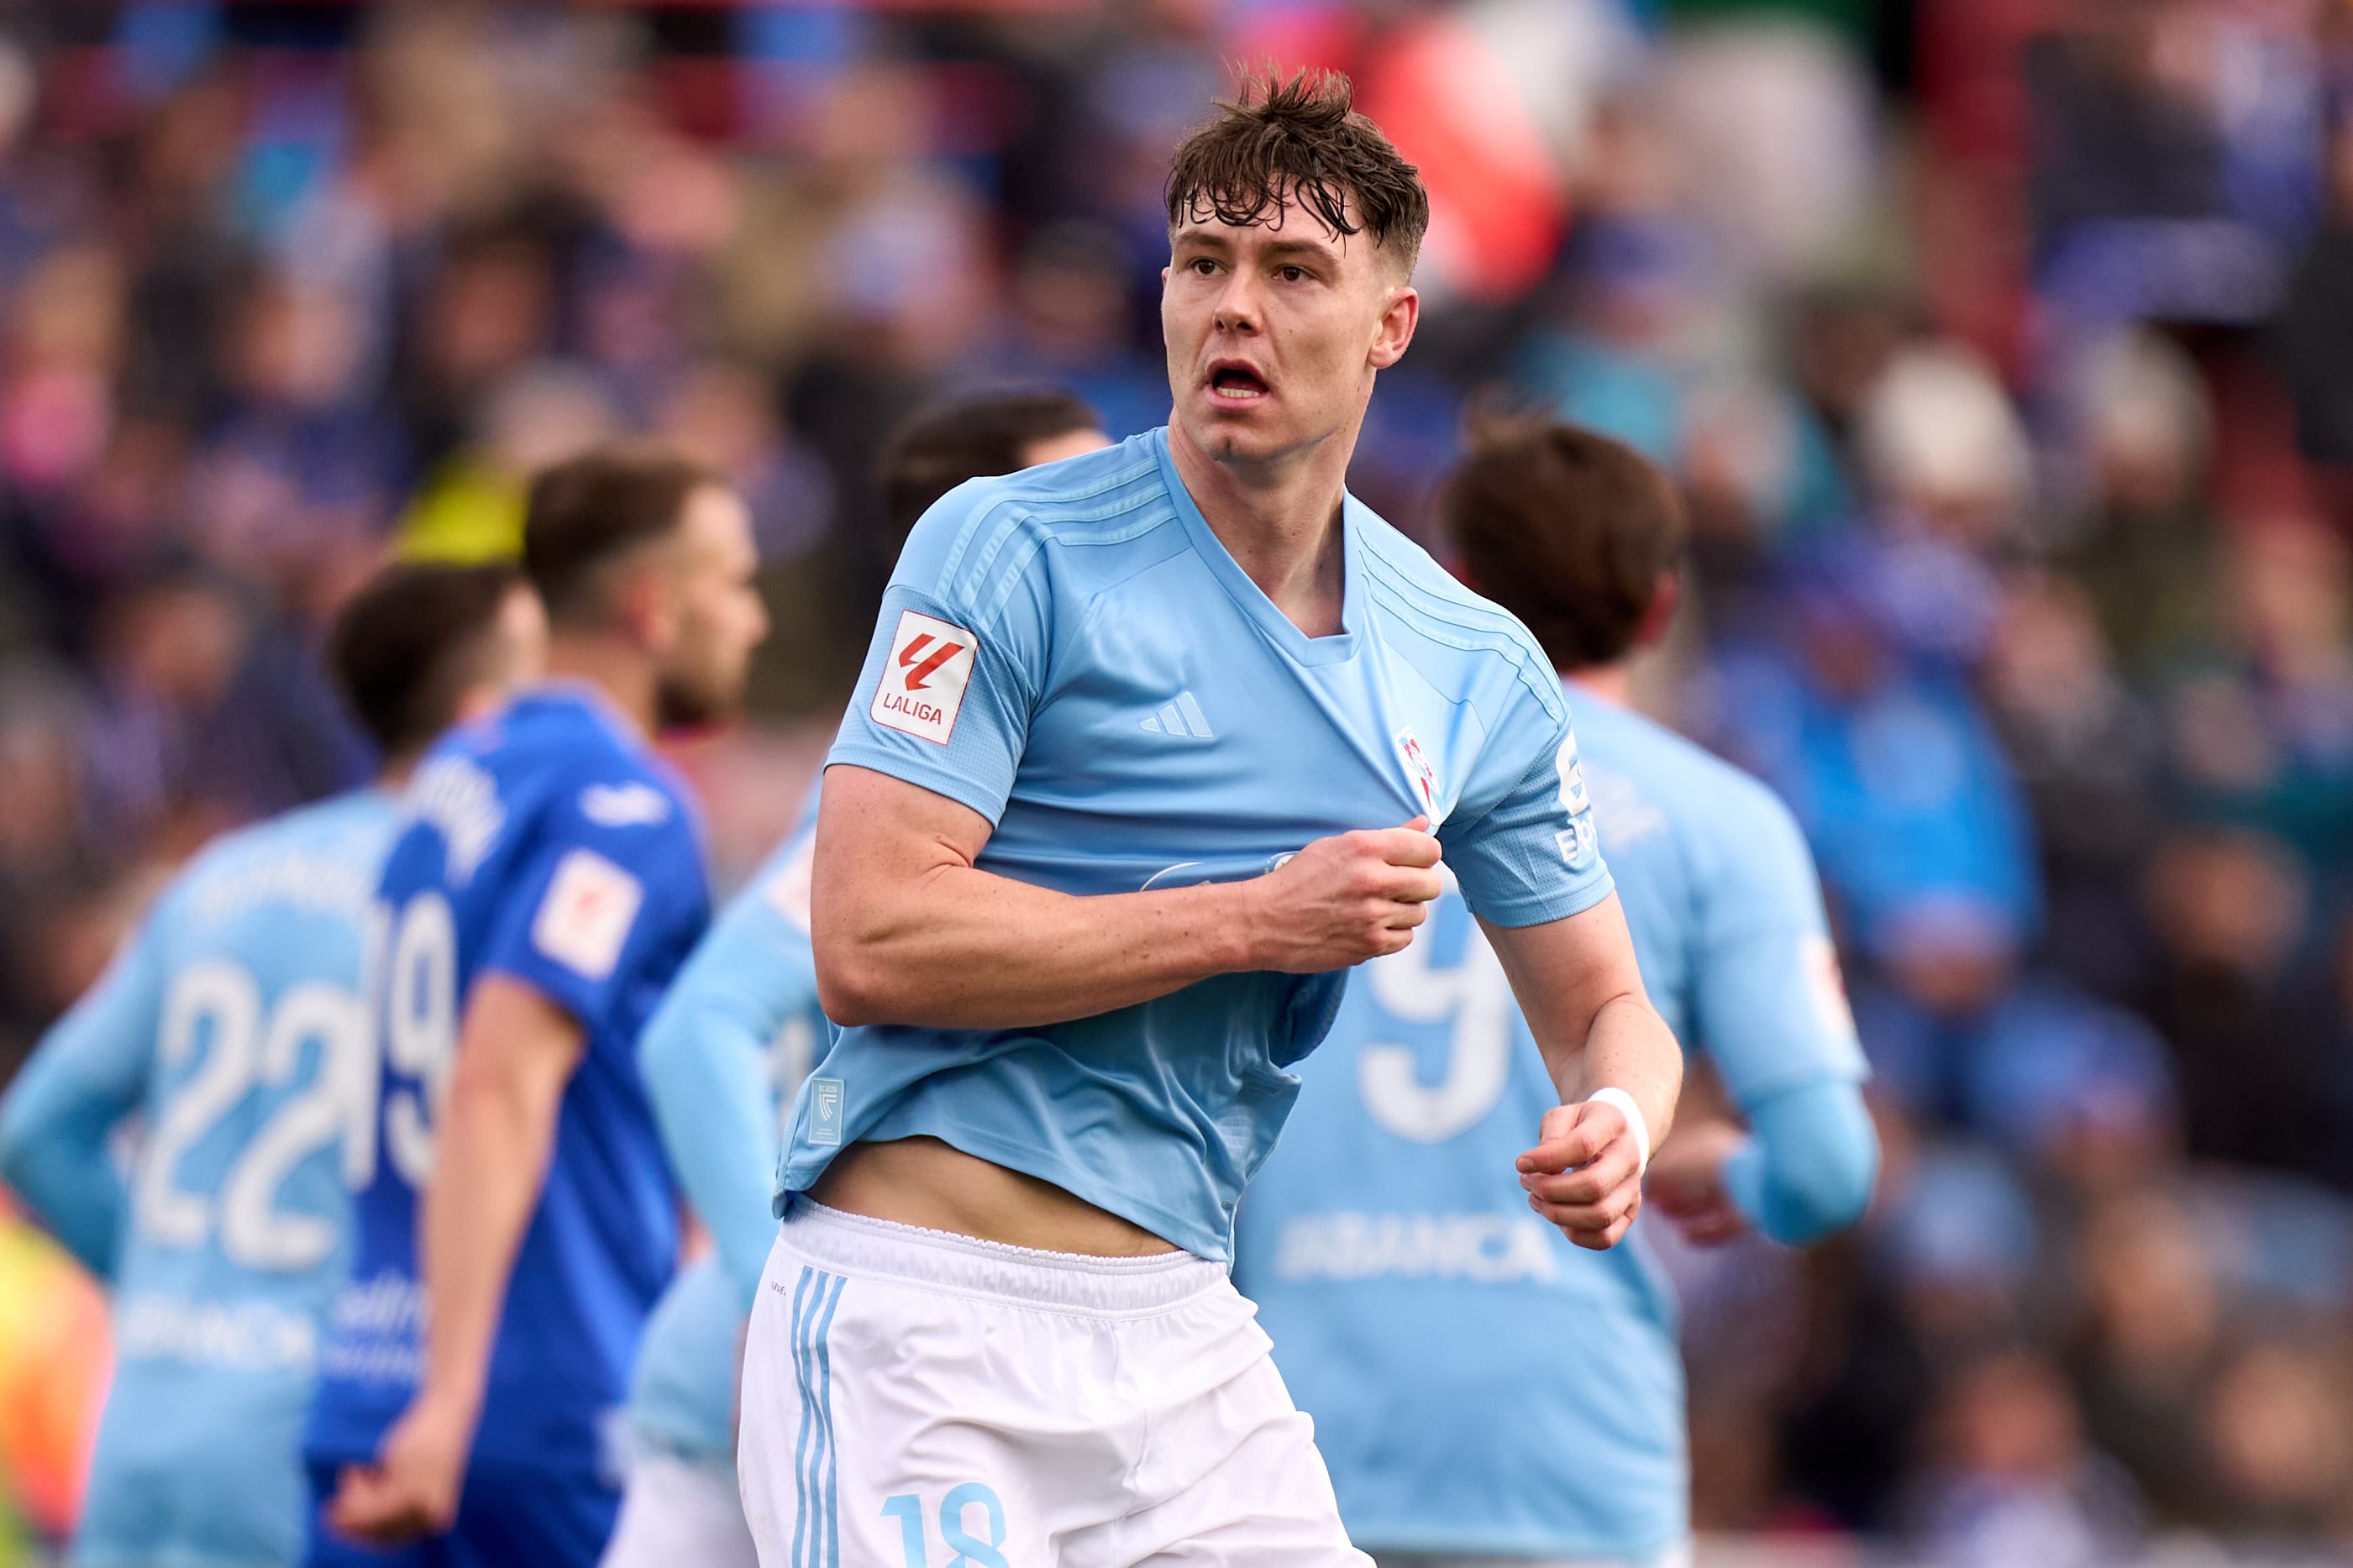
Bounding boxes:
3 0 2353 1562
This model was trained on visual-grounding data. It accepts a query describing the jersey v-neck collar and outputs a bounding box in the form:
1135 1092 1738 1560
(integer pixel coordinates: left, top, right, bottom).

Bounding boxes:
1152 426 1363 668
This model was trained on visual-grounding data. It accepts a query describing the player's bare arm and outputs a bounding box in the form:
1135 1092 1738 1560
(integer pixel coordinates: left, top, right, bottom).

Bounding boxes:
330 975 584 1542
813 763 1443 1030
1483 895 1683 1251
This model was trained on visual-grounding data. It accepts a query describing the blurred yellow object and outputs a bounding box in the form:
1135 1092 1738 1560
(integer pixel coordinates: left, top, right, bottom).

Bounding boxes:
394 455 526 564
0 1200 108 1548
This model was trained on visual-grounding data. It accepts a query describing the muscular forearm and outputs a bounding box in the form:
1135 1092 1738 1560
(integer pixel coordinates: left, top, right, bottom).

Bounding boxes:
415 1058 565 1419
820 863 1256 1029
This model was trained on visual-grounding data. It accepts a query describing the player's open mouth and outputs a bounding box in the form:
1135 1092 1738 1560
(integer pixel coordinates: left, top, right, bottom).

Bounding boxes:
1208 364 1269 401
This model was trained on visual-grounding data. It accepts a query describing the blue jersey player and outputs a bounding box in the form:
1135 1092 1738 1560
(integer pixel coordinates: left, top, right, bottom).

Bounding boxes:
1238 423 1882 1567
303 448 769 1566
738 74 1685 1567
0 563 542 1568
601 394 1110 1568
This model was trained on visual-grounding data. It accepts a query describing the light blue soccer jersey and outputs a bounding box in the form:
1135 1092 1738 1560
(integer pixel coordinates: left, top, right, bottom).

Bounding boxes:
305 688 711 1481
628 802 822 1463
777 427 1615 1261
1236 692 1871 1559
0 790 397 1568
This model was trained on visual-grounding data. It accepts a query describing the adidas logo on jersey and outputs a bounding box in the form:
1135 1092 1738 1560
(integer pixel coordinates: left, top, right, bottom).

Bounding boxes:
1139 691 1215 739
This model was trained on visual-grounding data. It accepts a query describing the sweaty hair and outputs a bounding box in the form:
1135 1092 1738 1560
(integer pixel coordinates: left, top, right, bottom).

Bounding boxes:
879 391 1104 543
1444 422 1688 670
1165 69 1429 275
328 562 523 759
522 445 718 626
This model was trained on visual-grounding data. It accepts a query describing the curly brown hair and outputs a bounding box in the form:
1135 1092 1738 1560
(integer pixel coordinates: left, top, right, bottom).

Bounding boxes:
1165 69 1429 276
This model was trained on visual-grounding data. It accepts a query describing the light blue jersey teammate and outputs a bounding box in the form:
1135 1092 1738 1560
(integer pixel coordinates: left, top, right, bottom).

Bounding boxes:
1237 422 1879 1565
603 811 818 1564
0 564 539 1568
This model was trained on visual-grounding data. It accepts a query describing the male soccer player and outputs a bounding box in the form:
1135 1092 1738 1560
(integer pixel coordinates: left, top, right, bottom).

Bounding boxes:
738 73 1684 1566
602 392 1111 1568
1237 422 1882 1568
303 448 768 1566
0 561 542 1568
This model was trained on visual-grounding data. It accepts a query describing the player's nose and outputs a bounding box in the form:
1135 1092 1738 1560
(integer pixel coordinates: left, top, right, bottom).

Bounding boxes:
1211 275 1260 333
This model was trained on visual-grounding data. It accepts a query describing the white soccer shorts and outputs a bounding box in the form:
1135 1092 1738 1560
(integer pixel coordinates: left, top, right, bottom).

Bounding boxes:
602 1451 761 1568
738 1200 1373 1567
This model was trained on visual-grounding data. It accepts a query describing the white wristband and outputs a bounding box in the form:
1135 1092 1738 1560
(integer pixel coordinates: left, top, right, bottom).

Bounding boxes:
1585 1087 1651 1173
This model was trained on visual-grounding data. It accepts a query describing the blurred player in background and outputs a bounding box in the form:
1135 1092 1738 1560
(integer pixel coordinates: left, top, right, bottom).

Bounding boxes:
0 562 543 1568
303 448 767 1566
1237 422 1880 1568
601 391 1108 1568
742 73 1680 1567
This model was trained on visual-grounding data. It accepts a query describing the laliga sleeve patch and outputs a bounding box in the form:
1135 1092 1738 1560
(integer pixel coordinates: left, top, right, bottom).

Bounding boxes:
871 609 977 746
530 848 644 981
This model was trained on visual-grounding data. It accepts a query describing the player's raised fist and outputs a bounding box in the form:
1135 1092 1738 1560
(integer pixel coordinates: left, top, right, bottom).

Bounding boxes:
1246 816 1445 973
1516 1098 1643 1251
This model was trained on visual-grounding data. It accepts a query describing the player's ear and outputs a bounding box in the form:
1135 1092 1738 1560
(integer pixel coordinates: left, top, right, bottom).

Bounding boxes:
1368 284 1417 370
614 562 676 653
1633 572 1682 649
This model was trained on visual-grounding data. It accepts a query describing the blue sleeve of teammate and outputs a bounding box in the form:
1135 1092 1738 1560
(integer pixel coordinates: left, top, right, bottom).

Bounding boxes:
0 913 170 1276
639 828 816 1312
823 477 1054 826
1717 1080 1878 1246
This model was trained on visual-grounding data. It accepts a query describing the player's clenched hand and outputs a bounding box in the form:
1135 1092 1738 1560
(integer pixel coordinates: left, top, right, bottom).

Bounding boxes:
1516 1098 1643 1250
327 1390 472 1544
1246 817 1444 972
1644 1118 1751 1247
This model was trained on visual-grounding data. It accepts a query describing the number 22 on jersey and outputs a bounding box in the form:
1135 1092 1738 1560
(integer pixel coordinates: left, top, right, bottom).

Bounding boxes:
134 959 371 1272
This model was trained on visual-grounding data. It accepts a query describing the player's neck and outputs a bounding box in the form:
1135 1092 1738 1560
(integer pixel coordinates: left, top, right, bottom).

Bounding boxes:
1168 421 1352 639
1563 662 1632 708
542 633 658 737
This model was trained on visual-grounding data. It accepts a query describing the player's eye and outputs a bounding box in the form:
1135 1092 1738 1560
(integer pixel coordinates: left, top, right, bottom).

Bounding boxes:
1277 265 1309 283
1187 257 1218 276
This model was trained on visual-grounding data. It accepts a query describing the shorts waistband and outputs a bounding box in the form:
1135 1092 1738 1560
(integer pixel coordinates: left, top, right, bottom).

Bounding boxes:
776 1198 1226 1316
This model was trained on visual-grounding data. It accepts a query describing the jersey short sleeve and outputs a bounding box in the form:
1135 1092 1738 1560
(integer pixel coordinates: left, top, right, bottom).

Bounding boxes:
1442 693 1615 929
478 780 705 1034
823 478 1056 826
1692 778 1870 1107
0 898 172 1276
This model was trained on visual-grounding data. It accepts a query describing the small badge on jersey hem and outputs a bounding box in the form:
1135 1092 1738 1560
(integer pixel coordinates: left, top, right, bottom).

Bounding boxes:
1394 727 1446 824
873 610 977 746
531 848 643 980
808 1077 846 1146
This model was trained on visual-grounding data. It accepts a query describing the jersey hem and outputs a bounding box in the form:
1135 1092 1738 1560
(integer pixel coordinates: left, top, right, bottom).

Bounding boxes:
780 1124 1228 1263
